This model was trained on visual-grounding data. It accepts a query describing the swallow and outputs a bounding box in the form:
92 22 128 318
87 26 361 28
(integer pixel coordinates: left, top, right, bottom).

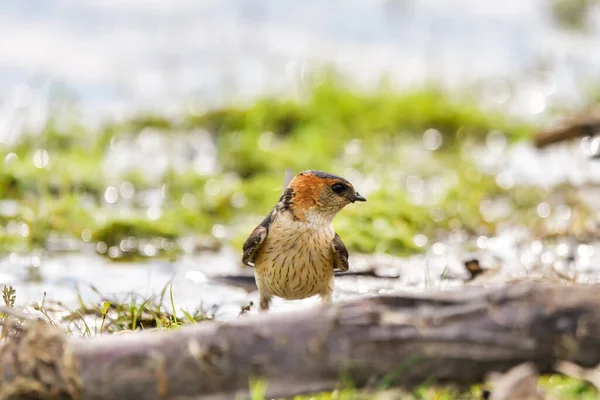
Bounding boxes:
241 170 366 311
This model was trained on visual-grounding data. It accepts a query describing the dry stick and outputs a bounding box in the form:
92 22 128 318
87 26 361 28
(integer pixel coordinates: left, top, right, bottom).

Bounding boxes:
208 268 395 293
2 283 600 400
534 107 600 148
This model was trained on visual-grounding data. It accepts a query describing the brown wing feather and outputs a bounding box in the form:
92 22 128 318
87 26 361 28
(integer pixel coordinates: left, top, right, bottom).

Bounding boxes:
242 210 274 267
331 232 349 272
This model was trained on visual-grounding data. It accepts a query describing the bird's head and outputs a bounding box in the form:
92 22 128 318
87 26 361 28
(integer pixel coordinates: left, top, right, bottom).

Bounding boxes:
281 170 366 225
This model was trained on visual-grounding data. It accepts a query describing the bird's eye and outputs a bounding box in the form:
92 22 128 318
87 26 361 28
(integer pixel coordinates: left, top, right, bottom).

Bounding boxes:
331 183 346 194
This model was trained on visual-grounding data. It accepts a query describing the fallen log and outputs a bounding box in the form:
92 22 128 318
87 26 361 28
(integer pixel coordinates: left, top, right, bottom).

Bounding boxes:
2 282 600 400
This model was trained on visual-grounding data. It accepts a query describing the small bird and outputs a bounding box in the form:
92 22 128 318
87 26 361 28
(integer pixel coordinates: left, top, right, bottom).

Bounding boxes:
241 170 366 311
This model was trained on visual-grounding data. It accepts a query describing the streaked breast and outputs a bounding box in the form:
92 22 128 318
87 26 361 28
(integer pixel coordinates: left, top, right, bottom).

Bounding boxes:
254 217 335 299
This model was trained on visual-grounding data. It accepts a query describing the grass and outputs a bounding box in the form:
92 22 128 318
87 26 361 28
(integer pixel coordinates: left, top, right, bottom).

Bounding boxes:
246 375 599 399
3 73 588 261
27 283 215 335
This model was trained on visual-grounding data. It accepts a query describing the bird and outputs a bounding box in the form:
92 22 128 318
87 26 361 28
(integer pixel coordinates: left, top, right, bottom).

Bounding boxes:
241 170 366 311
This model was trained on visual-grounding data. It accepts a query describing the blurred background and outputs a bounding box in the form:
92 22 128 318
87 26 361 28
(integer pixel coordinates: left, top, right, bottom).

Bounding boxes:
1 0 600 326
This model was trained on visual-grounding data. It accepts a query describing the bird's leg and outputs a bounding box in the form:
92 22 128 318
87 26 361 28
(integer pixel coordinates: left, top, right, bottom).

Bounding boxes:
259 293 272 311
320 292 332 305
319 281 334 305
255 273 272 312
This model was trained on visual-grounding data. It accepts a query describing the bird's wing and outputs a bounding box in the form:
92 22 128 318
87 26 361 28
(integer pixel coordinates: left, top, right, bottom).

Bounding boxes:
242 210 274 267
331 232 349 272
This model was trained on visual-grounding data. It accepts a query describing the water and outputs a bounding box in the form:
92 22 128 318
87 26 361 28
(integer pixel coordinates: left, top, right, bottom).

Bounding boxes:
1 0 600 136
5 130 600 321
3 214 600 322
5 122 600 321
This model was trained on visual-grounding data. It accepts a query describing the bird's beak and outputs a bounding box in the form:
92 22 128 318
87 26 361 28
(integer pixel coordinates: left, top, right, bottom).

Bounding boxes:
352 192 367 202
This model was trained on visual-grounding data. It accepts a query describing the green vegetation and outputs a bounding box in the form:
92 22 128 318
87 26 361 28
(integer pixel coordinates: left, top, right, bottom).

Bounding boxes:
248 374 599 399
0 74 591 259
277 374 600 399
550 0 599 31
27 283 214 335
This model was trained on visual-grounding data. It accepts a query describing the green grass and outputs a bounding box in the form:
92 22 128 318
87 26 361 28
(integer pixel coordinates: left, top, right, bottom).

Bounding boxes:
1 72 590 260
244 374 599 399
28 283 214 335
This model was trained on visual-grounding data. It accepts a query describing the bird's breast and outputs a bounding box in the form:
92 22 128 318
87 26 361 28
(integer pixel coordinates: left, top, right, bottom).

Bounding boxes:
254 219 335 299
